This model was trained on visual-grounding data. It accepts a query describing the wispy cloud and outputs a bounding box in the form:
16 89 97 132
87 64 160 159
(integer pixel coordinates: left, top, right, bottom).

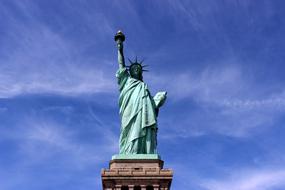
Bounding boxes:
0 110 117 166
167 161 285 190
15 120 103 166
169 63 244 102
0 1 117 98
151 61 285 138
163 0 205 31
0 97 119 189
201 168 285 190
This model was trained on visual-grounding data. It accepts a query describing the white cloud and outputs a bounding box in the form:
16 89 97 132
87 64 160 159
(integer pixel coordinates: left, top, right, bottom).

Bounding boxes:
0 1 117 98
201 168 285 190
164 0 203 31
0 64 116 98
147 60 245 102
0 109 118 189
0 116 117 169
151 62 285 138
0 25 116 97
221 93 285 111
170 64 244 102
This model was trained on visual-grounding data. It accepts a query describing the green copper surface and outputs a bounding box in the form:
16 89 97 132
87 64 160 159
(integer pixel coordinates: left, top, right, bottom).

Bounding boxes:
112 154 161 160
114 31 167 155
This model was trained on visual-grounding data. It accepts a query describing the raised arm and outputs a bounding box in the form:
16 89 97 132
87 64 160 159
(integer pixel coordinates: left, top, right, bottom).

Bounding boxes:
115 31 126 69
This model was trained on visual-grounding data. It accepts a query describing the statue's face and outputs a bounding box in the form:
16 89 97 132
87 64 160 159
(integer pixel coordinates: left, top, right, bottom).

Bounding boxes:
130 64 143 81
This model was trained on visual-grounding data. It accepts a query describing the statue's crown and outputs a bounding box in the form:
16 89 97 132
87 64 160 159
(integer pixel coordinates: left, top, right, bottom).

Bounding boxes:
126 56 148 72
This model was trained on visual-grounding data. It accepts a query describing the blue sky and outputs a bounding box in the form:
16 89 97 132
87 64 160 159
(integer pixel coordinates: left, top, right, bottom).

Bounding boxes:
0 0 285 190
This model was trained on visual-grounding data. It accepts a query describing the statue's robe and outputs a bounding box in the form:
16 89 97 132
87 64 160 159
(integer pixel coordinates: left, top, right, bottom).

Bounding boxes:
116 67 157 154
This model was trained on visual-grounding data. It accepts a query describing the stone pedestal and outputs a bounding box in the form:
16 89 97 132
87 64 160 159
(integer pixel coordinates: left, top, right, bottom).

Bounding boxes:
101 159 173 190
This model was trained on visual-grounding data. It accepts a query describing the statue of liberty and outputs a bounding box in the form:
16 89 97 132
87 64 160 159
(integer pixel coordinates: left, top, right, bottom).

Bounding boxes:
114 31 167 155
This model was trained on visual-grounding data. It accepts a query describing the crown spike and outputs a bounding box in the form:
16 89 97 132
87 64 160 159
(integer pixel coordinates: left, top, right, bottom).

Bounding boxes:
139 58 145 64
128 58 133 64
126 56 150 72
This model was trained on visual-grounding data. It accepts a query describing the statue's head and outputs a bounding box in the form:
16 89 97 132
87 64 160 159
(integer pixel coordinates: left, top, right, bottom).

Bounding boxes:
130 63 143 81
127 57 147 81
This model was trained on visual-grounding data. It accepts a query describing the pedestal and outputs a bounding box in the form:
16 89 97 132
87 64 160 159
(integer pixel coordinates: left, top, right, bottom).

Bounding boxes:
101 158 173 190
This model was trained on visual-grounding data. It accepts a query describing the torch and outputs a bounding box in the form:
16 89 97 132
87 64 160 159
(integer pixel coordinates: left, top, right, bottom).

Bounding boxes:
114 30 125 43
